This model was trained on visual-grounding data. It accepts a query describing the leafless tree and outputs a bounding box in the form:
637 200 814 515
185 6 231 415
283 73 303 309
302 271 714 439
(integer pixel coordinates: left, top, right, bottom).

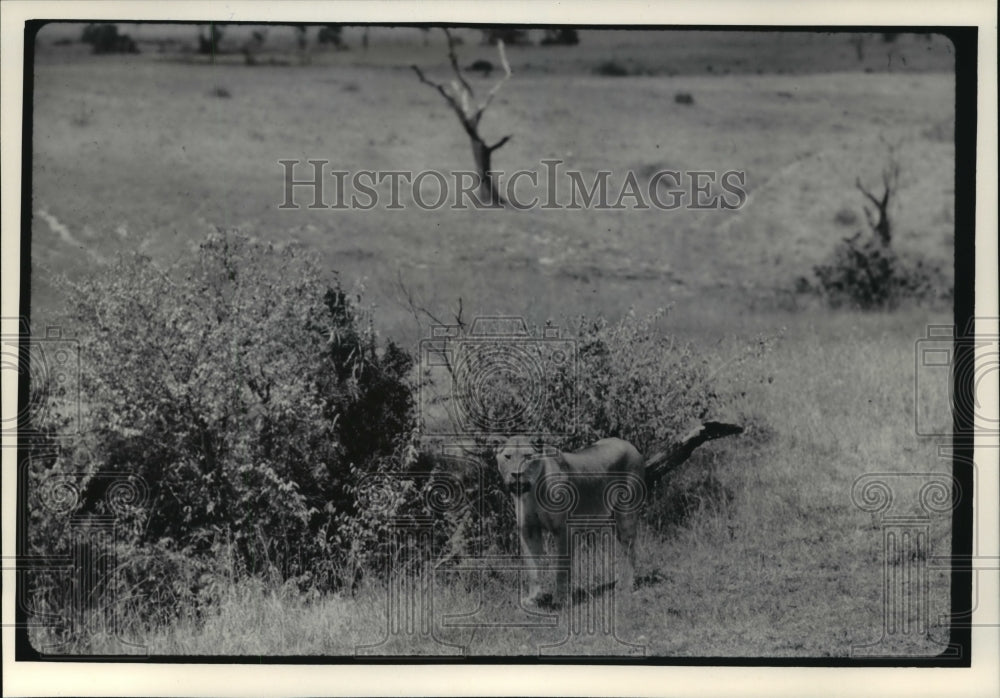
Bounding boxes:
411 28 513 206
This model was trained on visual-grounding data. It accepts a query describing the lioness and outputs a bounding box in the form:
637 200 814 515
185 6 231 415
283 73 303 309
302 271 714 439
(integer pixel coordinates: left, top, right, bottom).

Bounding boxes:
495 435 646 607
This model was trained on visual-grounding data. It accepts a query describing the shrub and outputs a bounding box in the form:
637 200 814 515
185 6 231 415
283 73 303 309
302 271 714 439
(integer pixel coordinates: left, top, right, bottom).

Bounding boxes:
812 232 949 309
28 232 416 630
557 309 718 453
412 308 734 560
811 144 950 308
594 59 631 77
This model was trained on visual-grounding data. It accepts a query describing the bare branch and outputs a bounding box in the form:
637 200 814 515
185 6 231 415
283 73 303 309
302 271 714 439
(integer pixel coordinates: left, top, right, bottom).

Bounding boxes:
394 275 472 383
473 39 512 124
442 28 475 99
452 80 470 116
489 134 512 152
862 206 876 231
855 177 882 208
394 271 450 330
881 161 900 203
394 270 426 333
410 64 466 121
856 142 900 247
394 272 467 335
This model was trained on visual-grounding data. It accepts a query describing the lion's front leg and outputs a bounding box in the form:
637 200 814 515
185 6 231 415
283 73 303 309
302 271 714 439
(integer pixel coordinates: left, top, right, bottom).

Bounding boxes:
519 524 547 606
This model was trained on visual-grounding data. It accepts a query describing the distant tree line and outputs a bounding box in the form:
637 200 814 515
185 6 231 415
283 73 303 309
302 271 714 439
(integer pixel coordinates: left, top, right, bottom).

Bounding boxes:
71 24 582 57
80 24 138 54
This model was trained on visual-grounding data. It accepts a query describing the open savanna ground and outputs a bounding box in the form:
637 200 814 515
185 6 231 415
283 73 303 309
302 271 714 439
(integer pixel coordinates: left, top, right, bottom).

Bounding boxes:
25 25 957 657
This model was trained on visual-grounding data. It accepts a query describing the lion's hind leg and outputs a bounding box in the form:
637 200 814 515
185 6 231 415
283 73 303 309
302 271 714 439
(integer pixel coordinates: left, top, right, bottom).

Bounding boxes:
613 511 639 593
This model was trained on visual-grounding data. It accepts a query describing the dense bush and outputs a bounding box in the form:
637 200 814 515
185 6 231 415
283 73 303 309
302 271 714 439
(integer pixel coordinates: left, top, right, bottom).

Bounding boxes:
557 309 719 453
414 308 736 560
812 232 949 309
28 232 416 628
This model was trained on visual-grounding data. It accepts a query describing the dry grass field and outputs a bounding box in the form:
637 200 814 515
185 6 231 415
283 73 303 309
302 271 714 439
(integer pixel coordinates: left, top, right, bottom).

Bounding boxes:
27 24 957 657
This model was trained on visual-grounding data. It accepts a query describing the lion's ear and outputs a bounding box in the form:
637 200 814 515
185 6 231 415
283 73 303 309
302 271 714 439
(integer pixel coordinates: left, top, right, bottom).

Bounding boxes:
484 435 506 466
486 434 507 449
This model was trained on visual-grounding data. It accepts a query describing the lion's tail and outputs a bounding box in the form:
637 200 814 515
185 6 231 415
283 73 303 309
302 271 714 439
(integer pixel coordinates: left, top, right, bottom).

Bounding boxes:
644 421 743 486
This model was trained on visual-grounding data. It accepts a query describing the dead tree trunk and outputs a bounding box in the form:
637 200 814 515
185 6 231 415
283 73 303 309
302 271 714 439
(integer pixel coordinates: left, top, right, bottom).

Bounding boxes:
468 133 511 205
411 28 513 207
643 421 744 487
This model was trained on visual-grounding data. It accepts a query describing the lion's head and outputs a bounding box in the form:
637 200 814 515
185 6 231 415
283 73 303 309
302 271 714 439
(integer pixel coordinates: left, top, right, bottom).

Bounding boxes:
494 435 550 496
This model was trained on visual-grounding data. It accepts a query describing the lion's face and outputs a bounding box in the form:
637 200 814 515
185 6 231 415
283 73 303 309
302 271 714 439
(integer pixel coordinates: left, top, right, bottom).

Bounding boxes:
495 436 540 497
